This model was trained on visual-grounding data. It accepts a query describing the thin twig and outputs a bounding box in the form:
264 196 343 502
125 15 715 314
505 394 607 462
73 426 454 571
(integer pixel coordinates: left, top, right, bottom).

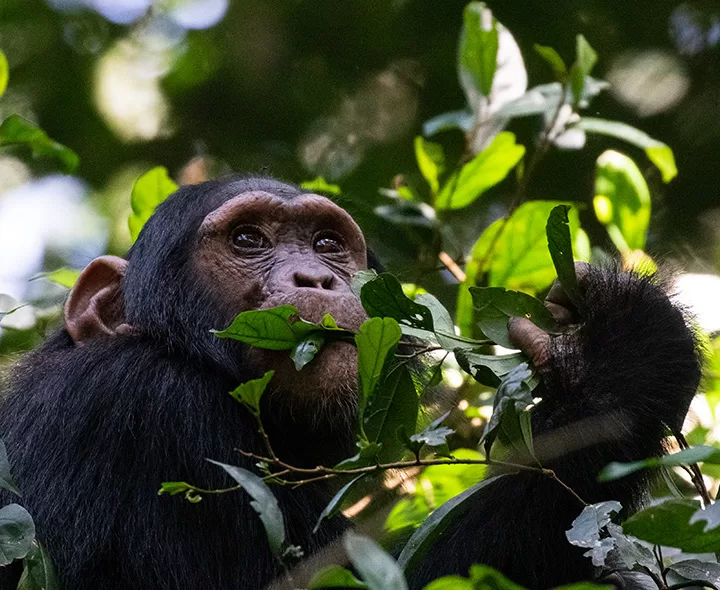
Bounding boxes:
674 429 713 506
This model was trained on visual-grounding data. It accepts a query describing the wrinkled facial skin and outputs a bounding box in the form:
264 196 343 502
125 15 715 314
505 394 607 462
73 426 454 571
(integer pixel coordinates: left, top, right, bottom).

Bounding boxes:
193 191 369 405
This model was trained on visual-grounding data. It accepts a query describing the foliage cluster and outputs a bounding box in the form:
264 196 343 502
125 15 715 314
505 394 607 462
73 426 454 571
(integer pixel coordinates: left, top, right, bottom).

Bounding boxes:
1 3 720 590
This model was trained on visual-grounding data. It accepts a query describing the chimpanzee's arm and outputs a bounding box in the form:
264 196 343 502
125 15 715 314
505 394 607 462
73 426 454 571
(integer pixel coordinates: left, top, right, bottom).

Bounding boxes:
408 267 701 589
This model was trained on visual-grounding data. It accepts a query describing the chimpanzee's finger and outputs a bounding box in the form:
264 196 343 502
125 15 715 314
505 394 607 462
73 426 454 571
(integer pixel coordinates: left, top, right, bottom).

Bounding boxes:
508 317 551 371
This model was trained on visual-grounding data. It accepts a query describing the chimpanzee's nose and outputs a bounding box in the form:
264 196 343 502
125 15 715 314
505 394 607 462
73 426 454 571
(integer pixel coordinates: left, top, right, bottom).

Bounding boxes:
292 270 337 290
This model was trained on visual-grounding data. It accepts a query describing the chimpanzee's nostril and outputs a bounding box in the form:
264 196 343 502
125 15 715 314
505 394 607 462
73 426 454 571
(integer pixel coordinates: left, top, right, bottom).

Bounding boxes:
293 271 336 290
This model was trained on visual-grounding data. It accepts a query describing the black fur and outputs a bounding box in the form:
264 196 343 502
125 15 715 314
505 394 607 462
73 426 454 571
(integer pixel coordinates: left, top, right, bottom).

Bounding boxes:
409 268 701 588
0 177 702 590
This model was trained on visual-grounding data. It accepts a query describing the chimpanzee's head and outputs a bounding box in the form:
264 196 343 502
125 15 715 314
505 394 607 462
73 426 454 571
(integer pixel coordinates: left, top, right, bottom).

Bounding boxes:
63 176 373 418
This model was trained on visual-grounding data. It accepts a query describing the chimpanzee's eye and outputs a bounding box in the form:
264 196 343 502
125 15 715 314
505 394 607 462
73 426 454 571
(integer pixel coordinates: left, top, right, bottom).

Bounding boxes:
231 227 272 251
313 232 345 254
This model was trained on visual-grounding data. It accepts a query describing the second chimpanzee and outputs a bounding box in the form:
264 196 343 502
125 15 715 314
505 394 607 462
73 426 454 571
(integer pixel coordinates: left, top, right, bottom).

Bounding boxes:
0 176 701 589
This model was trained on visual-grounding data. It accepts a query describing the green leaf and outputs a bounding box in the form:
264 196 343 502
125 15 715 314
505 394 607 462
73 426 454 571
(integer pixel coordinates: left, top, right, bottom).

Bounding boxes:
459 2 499 97
374 202 438 228
208 461 286 556
414 136 445 194
577 118 677 182
494 79 608 120
593 150 652 252
291 332 326 370
17 542 60 590
424 564 525 590
361 274 434 331
301 177 341 195
334 441 381 471
397 475 505 574
422 576 474 590
0 504 34 566
599 445 720 482
435 132 525 210
344 531 408 590
409 411 454 449
309 565 368 589
313 475 367 533
623 499 720 553
455 349 528 387
534 44 567 80
355 317 402 415
228 371 274 416
546 205 581 308
690 501 720 533
0 115 78 173
668 559 720 588
471 286 560 349
462 201 585 307
351 269 379 298
565 501 621 567
481 363 535 458
0 440 21 496
128 167 179 242
364 364 418 462
569 35 598 105
213 305 319 350
0 51 8 98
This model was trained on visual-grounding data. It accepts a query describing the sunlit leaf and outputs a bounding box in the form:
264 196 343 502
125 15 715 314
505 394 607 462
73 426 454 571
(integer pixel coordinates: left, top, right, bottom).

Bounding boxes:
355 317 402 414
0 51 8 98
593 150 651 252
128 167 179 242
0 115 78 173
0 504 35 566
309 565 368 589
546 205 581 308
213 305 319 350
435 132 525 210
344 532 408 590
208 461 286 556
414 136 445 194
459 2 498 97
301 177 341 195
228 371 274 416
577 118 677 182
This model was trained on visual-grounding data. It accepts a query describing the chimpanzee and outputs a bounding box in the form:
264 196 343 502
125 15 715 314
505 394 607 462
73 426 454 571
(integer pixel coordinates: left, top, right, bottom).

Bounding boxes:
0 176 700 590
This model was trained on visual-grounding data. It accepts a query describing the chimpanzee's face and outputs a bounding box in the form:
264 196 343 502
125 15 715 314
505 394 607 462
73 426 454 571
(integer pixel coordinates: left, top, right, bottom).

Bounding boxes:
193 190 369 405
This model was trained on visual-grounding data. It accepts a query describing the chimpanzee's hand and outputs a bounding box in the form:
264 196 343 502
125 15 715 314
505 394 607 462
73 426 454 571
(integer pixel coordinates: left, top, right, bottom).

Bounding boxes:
507 263 589 371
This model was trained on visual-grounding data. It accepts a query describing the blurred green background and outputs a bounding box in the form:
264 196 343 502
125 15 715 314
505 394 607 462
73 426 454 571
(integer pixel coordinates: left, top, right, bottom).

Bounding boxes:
1 0 720 330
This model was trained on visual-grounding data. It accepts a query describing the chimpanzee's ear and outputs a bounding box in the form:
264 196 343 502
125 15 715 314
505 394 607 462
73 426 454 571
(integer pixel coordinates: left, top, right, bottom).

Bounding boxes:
65 255 132 343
